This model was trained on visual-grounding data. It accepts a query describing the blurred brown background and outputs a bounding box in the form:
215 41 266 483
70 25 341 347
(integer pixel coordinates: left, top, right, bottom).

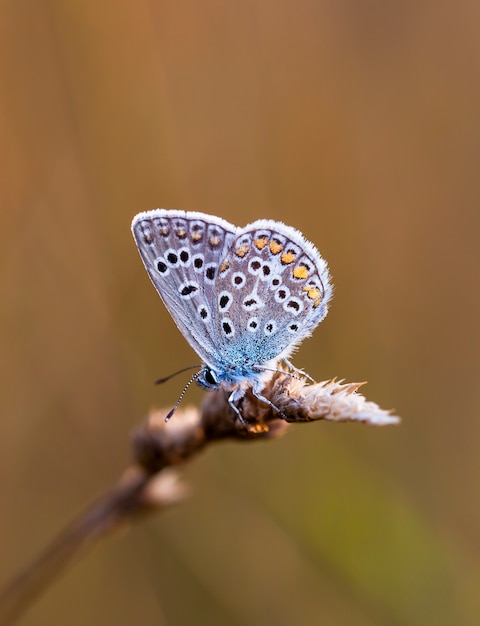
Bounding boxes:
1 1 479 625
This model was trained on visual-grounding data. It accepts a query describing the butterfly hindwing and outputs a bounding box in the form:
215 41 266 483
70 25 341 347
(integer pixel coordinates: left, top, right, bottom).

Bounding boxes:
213 219 332 366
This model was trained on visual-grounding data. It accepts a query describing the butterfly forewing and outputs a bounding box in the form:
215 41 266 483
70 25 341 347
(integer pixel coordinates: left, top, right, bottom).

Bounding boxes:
132 210 238 365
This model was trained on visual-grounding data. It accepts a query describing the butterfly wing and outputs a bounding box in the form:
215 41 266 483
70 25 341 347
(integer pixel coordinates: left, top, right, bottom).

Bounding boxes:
131 209 238 366
211 219 333 368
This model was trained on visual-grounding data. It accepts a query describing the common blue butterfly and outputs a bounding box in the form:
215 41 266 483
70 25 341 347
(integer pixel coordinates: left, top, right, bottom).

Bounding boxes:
132 210 332 423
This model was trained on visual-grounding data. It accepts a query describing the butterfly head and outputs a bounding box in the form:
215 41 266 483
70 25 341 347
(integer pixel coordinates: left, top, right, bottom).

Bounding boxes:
195 355 282 393
196 366 220 390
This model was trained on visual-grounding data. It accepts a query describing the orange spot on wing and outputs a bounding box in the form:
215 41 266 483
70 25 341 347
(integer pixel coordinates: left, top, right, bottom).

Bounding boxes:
303 286 321 300
254 236 268 250
293 265 309 279
235 244 250 258
281 251 296 264
269 240 283 255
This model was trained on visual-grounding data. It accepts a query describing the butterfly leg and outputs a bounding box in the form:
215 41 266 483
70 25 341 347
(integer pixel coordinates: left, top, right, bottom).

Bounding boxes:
227 383 288 426
251 382 288 420
227 388 248 427
283 358 315 383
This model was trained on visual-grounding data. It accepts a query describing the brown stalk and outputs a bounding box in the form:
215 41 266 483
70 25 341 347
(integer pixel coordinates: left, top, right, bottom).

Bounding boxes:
0 373 399 625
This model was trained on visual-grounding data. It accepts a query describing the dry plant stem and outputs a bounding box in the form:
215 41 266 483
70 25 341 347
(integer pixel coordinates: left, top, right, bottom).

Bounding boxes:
0 374 399 625
0 389 280 625
0 469 152 626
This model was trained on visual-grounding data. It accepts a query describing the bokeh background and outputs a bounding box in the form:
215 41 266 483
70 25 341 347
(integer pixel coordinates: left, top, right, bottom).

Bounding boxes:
1 2 479 625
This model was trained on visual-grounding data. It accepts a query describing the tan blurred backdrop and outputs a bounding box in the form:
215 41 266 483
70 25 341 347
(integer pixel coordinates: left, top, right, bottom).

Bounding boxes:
1 2 479 625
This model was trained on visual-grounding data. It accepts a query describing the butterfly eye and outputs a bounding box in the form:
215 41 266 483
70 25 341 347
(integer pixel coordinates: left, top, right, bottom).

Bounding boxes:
204 368 218 386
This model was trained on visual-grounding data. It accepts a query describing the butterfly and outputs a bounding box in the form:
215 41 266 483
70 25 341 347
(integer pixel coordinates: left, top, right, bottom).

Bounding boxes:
131 209 332 424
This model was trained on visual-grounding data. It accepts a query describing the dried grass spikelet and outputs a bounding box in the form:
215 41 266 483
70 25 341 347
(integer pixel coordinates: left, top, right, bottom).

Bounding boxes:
133 467 190 511
272 375 400 425
132 371 399 472
238 371 400 428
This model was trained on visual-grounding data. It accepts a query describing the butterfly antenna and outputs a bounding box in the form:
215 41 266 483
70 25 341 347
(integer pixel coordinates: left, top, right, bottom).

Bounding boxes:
155 364 202 385
164 371 201 422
